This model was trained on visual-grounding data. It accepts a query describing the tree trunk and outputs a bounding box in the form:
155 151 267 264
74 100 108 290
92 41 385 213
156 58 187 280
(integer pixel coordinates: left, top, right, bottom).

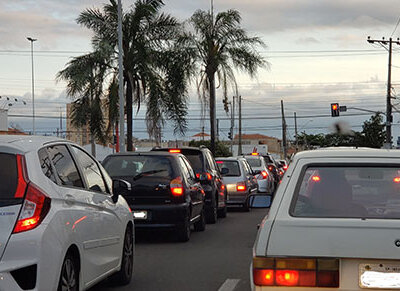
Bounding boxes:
91 134 96 158
126 76 133 151
208 72 216 156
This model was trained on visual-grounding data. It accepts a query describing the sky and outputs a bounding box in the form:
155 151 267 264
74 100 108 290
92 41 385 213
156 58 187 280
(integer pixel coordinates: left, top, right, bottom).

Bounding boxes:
1 0 400 144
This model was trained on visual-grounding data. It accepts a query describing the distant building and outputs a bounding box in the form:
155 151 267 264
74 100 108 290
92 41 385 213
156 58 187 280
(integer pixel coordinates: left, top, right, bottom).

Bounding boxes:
234 133 282 157
0 127 27 135
192 132 210 141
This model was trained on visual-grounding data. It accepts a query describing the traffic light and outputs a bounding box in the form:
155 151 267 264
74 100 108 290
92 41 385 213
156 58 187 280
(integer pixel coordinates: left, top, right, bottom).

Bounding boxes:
228 130 233 140
331 103 340 117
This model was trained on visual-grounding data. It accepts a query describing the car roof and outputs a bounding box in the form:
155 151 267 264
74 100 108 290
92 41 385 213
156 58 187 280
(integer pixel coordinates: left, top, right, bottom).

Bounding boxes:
216 157 244 161
0 135 65 153
152 146 207 152
294 147 400 160
105 151 180 158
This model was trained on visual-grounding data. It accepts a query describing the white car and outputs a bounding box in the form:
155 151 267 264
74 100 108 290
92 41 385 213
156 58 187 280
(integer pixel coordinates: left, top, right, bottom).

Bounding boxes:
251 148 400 290
0 135 134 291
242 154 274 194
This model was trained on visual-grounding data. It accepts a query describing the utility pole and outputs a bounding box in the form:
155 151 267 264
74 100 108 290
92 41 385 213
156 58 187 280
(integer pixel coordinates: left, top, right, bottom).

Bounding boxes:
367 36 400 148
238 95 242 156
27 37 37 135
117 0 125 152
216 119 219 141
294 112 298 151
281 100 287 159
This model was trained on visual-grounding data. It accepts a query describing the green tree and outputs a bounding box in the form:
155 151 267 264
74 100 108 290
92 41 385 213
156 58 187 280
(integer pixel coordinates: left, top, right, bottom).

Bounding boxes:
180 9 267 155
59 0 190 151
360 113 386 148
188 140 232 157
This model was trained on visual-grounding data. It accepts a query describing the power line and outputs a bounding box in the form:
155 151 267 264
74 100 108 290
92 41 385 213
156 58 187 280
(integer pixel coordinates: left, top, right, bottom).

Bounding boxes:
391 16 400 37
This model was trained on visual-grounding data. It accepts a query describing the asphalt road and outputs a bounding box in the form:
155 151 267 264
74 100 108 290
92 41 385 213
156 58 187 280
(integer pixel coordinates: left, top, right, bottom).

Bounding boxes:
91 207 268 291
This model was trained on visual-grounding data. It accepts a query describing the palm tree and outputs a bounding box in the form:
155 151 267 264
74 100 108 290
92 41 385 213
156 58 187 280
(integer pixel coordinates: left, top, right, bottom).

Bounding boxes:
57 46 116 157
74 0 189 151
180 9 267 155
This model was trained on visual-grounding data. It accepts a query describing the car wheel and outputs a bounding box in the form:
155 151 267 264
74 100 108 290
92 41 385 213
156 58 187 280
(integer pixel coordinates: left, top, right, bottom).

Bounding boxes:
206 195 218 224
217 205 227 218
110 226 134 285
194 208 206 231
58 253 79 291
177 214 191 242
243 197 250 212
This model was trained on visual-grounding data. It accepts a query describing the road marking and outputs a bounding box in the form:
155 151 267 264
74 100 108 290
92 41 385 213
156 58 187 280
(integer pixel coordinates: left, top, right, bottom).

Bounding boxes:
218 279 240 291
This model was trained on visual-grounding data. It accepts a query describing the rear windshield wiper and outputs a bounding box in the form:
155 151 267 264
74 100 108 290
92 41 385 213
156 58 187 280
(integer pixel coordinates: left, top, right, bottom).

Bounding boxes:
132 169 166 181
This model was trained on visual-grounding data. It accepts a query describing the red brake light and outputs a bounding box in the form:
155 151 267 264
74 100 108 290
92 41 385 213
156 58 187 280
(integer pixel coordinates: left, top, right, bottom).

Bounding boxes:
170 177 184 197
394 177 400 183
311 175 320 182
216 161 223 164
169 149 181 153
206 173 212 180
261 171 268 179
253 269 274 286
276 270 299 286
283 165 288 171
251 152 259 156
14 155 28 198
13 183 51 233
268 166 274 172
236 182 246 191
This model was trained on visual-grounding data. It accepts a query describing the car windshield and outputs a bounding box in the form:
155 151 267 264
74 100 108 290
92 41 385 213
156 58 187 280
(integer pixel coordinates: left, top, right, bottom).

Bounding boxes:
103 155 173 179
292 165 400 219
217 160 241 177
246 158 261 168
181 151 204 173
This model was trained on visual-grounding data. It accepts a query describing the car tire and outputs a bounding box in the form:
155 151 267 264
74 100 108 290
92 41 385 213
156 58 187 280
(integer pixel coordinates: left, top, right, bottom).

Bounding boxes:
206 196 218 224
58 252 79 291
194 209 206 232
217 205 227 218
177 214 191 242
243 197 250 212
110 226 134 285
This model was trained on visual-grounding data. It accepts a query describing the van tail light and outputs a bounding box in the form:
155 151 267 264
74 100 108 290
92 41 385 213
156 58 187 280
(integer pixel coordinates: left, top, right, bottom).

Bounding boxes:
283 165 288 171
236 182 247 192
253 257 339 287
170 177 184 197
13 183 51 234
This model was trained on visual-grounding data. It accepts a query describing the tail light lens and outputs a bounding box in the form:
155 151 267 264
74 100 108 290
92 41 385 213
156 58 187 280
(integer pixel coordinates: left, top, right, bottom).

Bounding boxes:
170 177 184 197
236 182 247 191
268 166 274 172
283 165 288 171
253 257 339 287
195 173 213 180
13 184 51 234
261 171 268 179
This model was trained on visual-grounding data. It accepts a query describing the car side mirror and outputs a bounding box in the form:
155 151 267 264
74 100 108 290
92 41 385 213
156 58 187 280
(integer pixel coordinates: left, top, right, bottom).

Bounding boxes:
248 194 272 208
112 179 131 203
220 168 229 175
253 169 261 175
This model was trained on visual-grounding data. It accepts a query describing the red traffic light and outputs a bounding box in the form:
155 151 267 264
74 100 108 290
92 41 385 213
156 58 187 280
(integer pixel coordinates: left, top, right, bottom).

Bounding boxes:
330 103 340 117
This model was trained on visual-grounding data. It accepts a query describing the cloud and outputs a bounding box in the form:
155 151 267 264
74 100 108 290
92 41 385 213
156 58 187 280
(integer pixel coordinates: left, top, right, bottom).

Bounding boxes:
296 37 320 45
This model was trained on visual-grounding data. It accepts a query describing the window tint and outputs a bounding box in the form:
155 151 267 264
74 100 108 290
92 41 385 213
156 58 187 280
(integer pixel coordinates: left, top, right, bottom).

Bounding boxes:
292 165 400 219
246 158 262 168
181 151 203 173
47 145 84 188
182 157 196 179
178 157 192 181
103 155 174 180
38 148 57 184
217 161 241 177
72 147 107 193
0 153 18 199
242 161 252 175
205 151 216 171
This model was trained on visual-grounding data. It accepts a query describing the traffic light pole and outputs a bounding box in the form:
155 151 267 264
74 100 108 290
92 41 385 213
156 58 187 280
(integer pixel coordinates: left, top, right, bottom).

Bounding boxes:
367 36 400 148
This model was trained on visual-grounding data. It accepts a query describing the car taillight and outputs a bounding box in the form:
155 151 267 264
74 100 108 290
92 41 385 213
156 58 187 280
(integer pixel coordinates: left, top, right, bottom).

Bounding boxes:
253 257 339 287
216 161 223 164
236 182 246 191
13 183 51 234
261 171 268 179
268 166 274 172
169 149 181 153
283 165 288 171
394 177 400 183
170 177 184 197
196 173 212 180
12 154 51 234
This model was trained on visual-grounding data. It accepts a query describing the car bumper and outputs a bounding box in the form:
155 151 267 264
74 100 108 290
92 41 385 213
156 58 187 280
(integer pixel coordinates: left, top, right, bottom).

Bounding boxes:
131 203 190 228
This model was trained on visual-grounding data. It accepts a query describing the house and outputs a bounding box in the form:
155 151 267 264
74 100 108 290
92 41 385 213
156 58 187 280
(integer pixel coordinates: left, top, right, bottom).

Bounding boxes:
234 133 282 157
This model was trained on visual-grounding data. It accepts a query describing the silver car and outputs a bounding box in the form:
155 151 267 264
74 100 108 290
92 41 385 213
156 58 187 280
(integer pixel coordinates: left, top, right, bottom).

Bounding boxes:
242 154 275 194
216 157 258 211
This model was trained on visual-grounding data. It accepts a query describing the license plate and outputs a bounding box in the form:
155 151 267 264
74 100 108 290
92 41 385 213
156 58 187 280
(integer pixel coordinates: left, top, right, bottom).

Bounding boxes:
133 210 147 220
360 263 400 289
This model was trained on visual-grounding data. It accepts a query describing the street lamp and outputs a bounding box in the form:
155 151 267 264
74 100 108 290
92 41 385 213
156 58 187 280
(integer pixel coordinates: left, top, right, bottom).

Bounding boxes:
27 37 37 135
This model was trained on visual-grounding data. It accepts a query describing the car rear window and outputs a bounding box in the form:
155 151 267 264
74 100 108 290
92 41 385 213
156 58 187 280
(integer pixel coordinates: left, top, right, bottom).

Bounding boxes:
103 155 174 179
245 158 261 168
217 161 241 177
292 165 400 219
180 150 204 173
0 153 18 199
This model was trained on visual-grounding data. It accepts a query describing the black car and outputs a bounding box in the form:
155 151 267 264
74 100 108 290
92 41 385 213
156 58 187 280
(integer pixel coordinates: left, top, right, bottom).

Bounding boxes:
152 146 227 223
102 152 206 242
